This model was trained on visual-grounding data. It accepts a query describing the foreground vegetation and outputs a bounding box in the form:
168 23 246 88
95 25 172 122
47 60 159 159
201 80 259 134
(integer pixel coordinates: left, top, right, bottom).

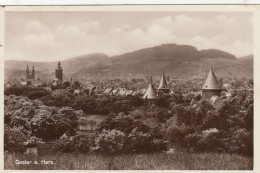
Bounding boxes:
4 78 253 170
5 152 253 170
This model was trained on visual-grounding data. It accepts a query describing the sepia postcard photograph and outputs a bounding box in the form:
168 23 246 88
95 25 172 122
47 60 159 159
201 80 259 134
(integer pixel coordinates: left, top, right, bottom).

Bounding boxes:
1 5 258 171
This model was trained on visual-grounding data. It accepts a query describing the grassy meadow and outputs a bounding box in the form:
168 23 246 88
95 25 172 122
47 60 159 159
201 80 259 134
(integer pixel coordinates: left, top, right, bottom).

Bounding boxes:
5 151 253 170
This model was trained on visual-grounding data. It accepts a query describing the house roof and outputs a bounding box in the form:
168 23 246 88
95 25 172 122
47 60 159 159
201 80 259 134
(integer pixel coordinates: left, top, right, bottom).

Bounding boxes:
124 90 134 96
202 67 220 90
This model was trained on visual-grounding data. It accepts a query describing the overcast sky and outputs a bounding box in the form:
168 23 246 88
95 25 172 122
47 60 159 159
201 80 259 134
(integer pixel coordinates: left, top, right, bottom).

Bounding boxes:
5 11 253 62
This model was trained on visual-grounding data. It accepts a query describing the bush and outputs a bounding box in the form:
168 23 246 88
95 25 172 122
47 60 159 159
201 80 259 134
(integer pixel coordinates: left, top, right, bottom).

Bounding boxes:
51 134 90 153
91 129 126 154
166 124 193 148
4 126 27 153
185 129 224 152
125 127 168 153
227 128 253 157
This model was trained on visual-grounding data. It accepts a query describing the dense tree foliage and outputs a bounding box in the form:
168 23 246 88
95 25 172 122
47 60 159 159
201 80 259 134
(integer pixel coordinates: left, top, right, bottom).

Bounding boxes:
94 113 167 154
4 125 27 153
4 78 253 156
5 86 51 100
4 95 81 141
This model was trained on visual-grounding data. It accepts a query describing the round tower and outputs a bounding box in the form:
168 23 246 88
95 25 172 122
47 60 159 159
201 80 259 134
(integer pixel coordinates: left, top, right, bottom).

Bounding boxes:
202 66 221 99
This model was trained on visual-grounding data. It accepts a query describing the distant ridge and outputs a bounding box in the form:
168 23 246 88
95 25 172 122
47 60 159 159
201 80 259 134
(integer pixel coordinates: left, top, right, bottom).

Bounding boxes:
4 44 253 79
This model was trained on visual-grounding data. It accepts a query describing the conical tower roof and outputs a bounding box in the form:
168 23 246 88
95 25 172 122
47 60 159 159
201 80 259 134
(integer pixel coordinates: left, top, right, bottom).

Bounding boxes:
202 66 220 90
56 61 63 70
143 83 158 100
158 70 169 89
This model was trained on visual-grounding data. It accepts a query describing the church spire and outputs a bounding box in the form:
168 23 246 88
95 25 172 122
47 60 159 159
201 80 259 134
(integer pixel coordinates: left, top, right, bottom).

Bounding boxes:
150 71 153 83
26 64 29 79
32 65 35 79
158 69 168 89
157 69 170 93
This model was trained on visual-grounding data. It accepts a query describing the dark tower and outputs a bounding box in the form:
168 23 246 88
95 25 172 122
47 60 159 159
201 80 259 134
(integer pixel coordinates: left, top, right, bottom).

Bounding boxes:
202 66 221 99
55 61 63 81
26 64 35 80
26 64 29 79
32 65 35 79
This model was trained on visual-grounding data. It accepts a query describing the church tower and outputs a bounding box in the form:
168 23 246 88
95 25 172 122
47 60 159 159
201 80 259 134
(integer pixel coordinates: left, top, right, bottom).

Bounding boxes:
26 64 29 79
26 64 35 80
32 65 35 79
55 61 63 81
157 69 170 93
202 66 221 99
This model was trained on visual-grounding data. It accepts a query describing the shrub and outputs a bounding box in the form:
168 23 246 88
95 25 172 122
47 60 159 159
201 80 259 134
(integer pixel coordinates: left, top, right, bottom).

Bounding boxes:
227 128 253 157
125 128 168 153
51 135 90 153
166 124 193 147
91 129 126 154
4 126 27 153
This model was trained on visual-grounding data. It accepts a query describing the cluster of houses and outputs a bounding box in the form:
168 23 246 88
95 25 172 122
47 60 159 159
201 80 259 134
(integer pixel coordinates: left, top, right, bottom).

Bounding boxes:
5 62 224 103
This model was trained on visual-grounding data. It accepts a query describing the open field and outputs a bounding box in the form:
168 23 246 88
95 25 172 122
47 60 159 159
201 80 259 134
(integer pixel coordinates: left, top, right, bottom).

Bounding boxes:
5 151 253 170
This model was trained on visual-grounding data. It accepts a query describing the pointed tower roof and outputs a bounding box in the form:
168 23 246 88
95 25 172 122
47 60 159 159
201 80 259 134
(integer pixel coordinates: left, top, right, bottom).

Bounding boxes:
56 61 63 70
158 69 169 89
32 65 35 71
202 66 220 90
26 64 29 70
143 83 158 100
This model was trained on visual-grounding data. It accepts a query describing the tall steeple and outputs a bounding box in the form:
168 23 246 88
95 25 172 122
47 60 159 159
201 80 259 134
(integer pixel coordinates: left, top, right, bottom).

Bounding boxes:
158 69 170 93
32 65 35 79
26 64 29 79
202 66 221 99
